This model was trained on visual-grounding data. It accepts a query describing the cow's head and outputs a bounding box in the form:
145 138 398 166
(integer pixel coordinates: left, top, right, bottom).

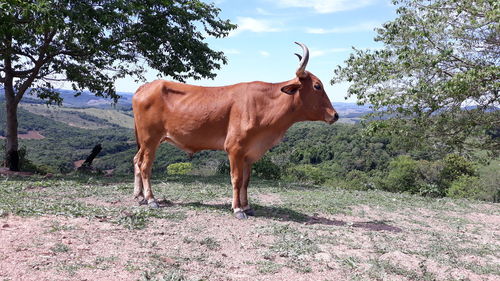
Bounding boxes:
281 42 339 124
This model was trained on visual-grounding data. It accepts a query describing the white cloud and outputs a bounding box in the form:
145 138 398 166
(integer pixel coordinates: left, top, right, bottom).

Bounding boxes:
259 51 270 57
310 48 350 57
306 21 380 34
275 0 375 13
230 17 282 36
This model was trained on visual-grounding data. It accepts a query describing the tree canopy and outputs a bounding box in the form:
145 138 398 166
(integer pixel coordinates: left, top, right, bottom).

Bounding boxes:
332 0 499 156
0 0 236 103
0 0 235 170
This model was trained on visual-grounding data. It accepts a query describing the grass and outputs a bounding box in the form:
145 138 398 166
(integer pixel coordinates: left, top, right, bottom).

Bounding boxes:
50 243 70 253
0 173 499 280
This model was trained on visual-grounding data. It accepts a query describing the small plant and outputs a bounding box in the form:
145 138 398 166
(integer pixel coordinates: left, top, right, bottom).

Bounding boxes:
256 261 282 274
199 237 220 250
166 162 193 175
50 243 70 253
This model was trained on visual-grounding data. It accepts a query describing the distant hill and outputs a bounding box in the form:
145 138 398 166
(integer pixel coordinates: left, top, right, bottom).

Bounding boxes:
0 87 133 108
0 87 372 123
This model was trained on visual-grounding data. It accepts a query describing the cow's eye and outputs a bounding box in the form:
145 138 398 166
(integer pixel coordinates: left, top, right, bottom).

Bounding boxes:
314 84 322 90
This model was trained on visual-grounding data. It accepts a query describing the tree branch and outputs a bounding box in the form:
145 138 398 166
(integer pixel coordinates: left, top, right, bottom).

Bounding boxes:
16 50 37 64
14 30 57 103
12 69 36 77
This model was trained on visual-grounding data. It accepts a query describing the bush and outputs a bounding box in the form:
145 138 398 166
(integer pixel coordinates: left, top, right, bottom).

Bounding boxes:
344 170 375 190
253 156 281 180
447 175 482 199
416 160 446 197
167 162 193 175
477 163 500 202
383 154 480 197
383 155 420 193
440 154 477 185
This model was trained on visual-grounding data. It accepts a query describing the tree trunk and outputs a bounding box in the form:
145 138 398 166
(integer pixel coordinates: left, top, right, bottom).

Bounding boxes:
4 86 20 171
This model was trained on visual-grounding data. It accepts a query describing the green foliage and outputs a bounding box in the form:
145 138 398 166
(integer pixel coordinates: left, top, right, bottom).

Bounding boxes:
166 162 193 175
285 164 327 185
383 153 483 197
333 0 500 154
18 146 50 174
253 156 281 180
447 175 482 200
476 161 500 202
1 0 235 170
440 154 477 185
384 155 420 193
344 170 377 191
3 103 498 202
0 0 236 102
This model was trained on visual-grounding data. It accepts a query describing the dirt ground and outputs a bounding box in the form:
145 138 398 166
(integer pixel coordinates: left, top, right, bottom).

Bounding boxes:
0 177 499 281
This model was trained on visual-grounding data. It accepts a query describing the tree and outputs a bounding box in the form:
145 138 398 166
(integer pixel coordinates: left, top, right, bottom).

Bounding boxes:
332 0 499 157
0 0 235 171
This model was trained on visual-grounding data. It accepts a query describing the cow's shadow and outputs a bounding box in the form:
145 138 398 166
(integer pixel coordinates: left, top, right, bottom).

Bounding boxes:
169 201 402 233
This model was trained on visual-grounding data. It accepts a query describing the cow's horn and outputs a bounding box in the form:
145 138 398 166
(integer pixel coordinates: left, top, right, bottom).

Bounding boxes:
294 42 309 78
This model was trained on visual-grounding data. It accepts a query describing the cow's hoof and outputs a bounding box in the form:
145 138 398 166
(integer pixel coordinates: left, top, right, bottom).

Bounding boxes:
244 208 255 216
234 211 248 220
138 199 148 206
148 200 160 209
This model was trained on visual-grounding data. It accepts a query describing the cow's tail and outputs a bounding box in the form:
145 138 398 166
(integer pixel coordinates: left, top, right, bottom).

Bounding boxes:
134 124 140 151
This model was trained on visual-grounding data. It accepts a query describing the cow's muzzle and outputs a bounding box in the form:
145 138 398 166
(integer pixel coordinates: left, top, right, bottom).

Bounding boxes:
326 112 339 124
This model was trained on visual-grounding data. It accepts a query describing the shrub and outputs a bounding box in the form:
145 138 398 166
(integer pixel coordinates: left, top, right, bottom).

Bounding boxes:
167 162 193 175
477 163 500 202
440 154 477 185
416 160 446 197
383 155 420 193
344 170 374 190
447 175 482 199
253 156 281 180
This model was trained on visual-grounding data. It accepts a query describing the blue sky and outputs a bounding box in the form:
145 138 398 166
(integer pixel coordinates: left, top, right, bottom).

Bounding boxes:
115 0 397 103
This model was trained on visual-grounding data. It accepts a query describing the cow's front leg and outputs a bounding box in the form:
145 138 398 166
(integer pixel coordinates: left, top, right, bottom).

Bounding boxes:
228 153 248 219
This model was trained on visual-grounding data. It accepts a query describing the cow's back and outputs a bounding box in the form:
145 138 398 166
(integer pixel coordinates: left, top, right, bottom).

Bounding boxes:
133 80 236 153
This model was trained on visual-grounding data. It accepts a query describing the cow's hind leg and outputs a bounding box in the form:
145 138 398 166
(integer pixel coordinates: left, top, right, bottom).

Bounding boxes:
133 151 144 198
140 145 160 208
240 163 255 216
133 150 146 204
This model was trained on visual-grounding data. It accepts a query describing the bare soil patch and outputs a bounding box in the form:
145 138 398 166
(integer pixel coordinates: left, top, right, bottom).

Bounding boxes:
0 130 45 140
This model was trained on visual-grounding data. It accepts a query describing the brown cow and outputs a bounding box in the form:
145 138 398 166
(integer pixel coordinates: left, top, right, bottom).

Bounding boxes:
132 42 338 219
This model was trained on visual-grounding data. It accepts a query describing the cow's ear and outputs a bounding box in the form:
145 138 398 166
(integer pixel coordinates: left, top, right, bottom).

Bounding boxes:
281 83 301 95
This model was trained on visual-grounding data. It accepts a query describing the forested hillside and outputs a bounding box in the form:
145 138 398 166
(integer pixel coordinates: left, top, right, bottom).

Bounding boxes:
0 101 497 202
